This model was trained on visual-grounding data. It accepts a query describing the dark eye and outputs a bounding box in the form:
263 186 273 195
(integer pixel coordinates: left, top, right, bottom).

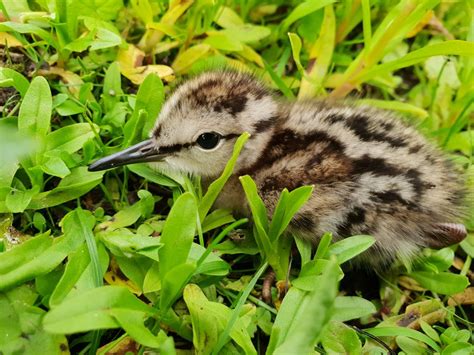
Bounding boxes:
196 132 221 150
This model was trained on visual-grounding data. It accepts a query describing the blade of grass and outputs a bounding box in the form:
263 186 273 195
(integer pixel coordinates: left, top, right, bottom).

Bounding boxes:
212 262 268 355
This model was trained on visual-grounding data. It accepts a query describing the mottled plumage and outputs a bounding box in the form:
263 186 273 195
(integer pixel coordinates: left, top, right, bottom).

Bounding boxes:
89 70 467 266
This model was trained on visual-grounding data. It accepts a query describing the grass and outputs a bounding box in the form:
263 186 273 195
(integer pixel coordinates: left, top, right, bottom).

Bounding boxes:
0 0 473 354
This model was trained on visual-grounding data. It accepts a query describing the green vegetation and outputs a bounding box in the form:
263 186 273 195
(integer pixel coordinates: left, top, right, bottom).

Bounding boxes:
0 0 473 353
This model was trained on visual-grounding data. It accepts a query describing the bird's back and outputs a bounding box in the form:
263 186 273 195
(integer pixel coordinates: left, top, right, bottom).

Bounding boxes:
236 100 466 266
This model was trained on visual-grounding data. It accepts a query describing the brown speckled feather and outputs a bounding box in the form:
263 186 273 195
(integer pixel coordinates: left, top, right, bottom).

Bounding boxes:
93 70 469 267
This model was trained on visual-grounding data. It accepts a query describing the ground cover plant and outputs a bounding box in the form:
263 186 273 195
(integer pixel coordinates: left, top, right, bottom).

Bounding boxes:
0 0 473 353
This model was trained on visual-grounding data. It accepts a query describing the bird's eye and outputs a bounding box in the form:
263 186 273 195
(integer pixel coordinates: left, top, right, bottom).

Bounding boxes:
196 132 221 150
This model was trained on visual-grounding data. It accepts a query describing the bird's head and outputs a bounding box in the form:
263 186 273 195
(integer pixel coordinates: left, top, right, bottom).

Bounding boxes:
89 70 280 178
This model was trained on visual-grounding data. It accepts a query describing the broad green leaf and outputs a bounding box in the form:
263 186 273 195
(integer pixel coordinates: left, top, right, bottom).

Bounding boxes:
239 175 269 232
128 164 181 187
111 308 173 349
74 0 124 21
99 229 162 258
396 335 428 354
0 232 52 275
172 44 211 73
367 327 440 352
321 321 362 354
159 193 197 280
103 61 123 111
332 296 377 322
46 123 98 154
49 244 91 306
202 209 235 233
0 68 29 96
160 262 196 311
123 73 164 142
222 25 270 43
5 188 36 213
49 243 109 307
18 76 52 138
281 0 336 32
0 215 85 290
98 190 155 231
267 258 339 354
0 285 68 355
26 167 104 210
0 22 55 46
269 185 313 242
204 32 243 51
43 286 154 333
442 342 474 354
214 6 244 28
327 235 375 264
408 271 469 295
184 284 257 355
40 156 71 178
0 126 37 186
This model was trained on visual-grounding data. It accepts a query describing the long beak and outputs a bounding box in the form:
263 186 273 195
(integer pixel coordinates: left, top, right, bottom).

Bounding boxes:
88 139 164 171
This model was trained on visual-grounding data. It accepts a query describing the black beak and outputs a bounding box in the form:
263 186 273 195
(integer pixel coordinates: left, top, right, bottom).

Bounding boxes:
88 139 164 172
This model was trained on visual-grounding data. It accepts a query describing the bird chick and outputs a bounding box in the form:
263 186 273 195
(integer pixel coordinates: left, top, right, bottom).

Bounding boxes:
89 70 467 267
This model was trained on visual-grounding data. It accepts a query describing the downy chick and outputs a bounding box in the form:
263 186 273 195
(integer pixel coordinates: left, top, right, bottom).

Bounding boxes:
89 70 467 267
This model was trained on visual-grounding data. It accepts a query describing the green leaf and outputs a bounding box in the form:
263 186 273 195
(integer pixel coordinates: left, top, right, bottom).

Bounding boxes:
288 33 304 72
74 0 124 21
25 167 104 210
98 190 155 231
18 76 52 137
103 61 123 111
40 156 71 178
367 327 440 352
281 0 336 32
172 44 211 73
0 68 29 97
5 188 37 213
355 41 474 83
124 73 164 143
43 286 154 333
408 271 469 295
184 284 257 355
396 335 428 354
222 25 270 43
0 209 90 291
0 285 68 355
267 258 339 354
0 233 52 276
204 32 243 51
441 342 474 355
356 99 428 119
269 185 313 242
321 321 362 354
0 22 55 46
46 123 98 154
111 308 174 349
213 262 267 354
128 164 181 187
332 296 376 322
99 229 162 258
159 193 197 278
327 235 375 264
160 262 196 311
239 175 269 232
